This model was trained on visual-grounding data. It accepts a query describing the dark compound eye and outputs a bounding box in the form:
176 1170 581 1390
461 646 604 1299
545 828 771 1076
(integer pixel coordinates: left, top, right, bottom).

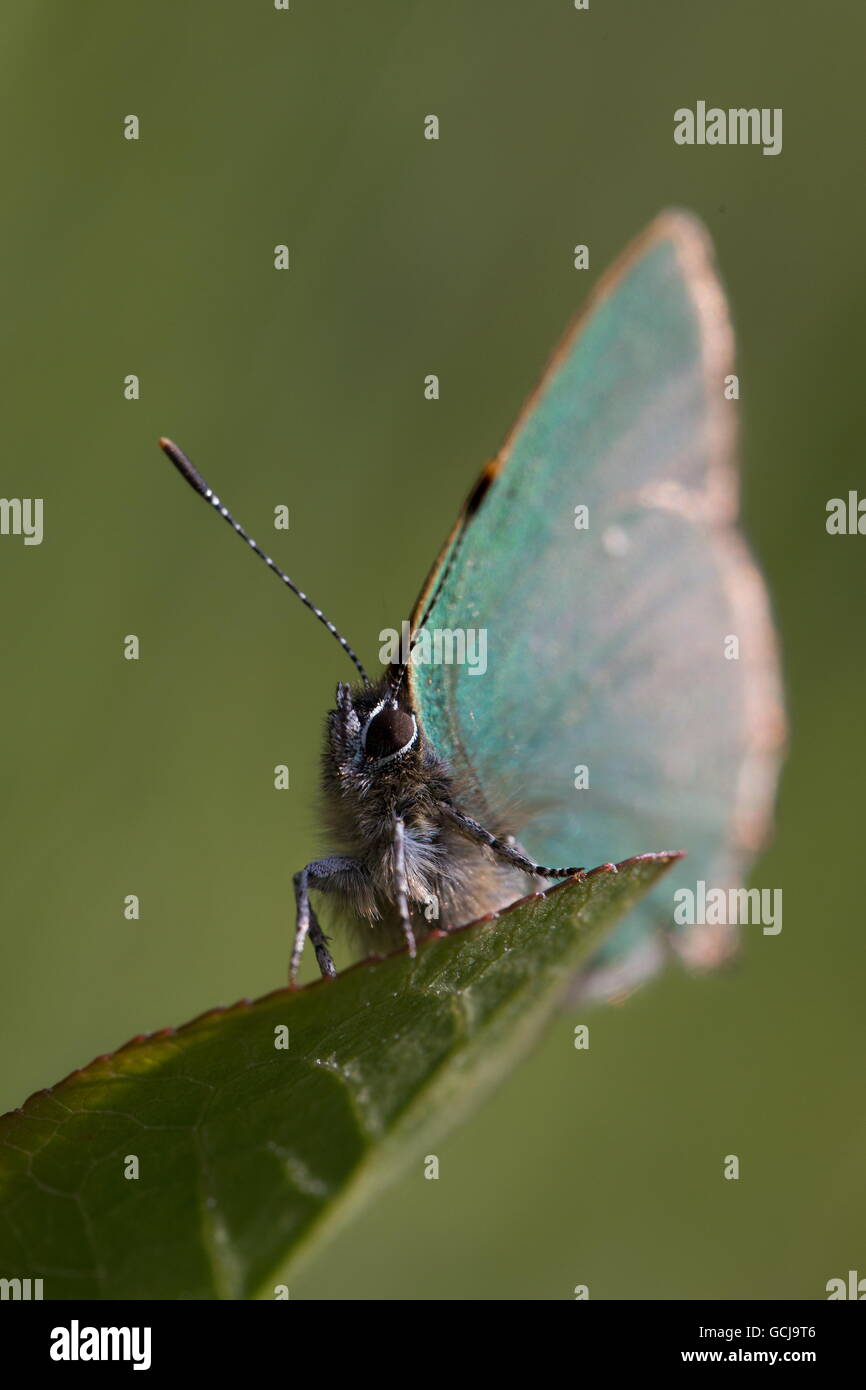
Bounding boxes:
363 706 417 762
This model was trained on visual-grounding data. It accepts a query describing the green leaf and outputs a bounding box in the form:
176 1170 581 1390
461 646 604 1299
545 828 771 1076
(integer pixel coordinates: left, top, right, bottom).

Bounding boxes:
0 852 678 1299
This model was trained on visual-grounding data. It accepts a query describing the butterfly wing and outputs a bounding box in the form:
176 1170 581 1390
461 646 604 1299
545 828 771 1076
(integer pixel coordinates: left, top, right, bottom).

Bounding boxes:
408 211 785 1000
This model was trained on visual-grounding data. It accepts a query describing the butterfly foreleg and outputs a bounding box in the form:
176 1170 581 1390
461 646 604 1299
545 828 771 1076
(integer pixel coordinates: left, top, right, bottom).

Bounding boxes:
392 816 417 960
437 802 584 879
292 856 361 982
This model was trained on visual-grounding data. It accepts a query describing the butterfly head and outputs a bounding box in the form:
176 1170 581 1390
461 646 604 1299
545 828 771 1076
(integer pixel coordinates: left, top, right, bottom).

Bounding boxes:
330 680 420 775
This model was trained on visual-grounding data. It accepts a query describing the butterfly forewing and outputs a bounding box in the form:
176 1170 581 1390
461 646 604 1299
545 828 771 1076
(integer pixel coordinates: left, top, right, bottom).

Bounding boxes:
409 212 785 998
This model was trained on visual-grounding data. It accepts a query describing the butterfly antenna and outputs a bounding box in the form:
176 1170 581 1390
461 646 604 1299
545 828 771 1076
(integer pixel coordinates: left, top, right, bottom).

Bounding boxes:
159 438 370 685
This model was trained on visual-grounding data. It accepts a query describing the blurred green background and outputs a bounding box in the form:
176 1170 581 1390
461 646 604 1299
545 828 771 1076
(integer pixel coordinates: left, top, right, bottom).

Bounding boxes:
1 0 863 1299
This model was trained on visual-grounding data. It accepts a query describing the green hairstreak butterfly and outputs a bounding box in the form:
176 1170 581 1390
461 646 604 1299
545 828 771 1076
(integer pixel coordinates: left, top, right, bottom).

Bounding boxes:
160 210 784 1000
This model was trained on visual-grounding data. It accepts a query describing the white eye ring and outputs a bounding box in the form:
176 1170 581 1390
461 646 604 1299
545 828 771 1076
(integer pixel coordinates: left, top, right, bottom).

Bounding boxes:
361 699 418 765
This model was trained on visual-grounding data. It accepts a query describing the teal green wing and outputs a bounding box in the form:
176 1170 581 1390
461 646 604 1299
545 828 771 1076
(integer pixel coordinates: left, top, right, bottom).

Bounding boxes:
409 212 785 1000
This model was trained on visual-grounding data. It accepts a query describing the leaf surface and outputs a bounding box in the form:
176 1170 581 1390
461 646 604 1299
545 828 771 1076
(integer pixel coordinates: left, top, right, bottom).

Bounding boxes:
0 852 679 1299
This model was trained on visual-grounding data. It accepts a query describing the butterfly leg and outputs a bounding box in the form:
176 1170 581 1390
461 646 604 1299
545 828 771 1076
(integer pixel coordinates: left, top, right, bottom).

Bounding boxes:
503 834 539 871
438 802 584 879
307 912 334 980
392 816 417 960
292 855 361 983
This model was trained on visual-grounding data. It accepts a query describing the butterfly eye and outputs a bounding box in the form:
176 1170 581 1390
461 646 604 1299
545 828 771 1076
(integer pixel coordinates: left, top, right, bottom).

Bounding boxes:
363 706 417 763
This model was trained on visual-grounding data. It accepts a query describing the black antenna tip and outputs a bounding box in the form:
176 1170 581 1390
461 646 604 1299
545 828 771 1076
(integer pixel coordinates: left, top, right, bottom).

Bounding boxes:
158 436 181 461
158 437 210 499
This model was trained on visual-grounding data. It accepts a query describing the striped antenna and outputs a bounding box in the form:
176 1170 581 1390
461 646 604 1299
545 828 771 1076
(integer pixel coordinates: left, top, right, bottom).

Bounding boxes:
159 438 370 685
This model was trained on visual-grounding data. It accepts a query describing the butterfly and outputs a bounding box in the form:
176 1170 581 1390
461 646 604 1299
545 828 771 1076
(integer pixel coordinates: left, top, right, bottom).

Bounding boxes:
160 211 784 1000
